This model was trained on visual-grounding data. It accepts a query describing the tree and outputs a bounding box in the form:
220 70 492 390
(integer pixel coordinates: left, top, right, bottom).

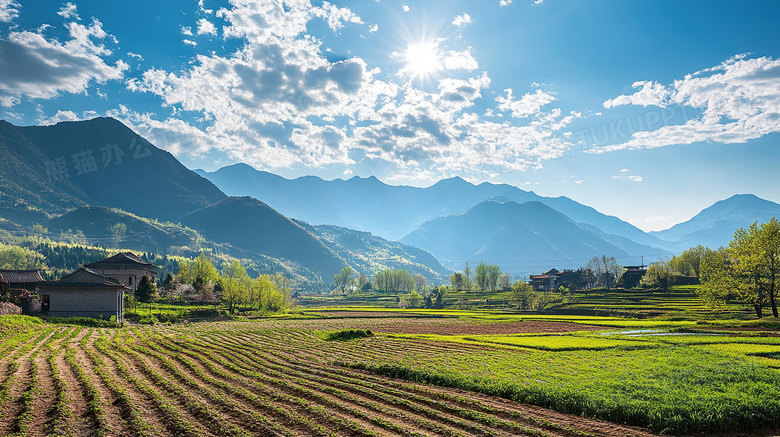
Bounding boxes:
333 267 356 294
710 219 780 318
252 274 276 311
463 263 472 292
510 281 533 310
587 255 620 290
698 249 739 308
179 253 219 291
407 290 422 308
271 273 296 310
135 275 157 304
413 274 427 294
641 258 678 294
357 273 369 291
0 244 46 270
162 272 174 290
670 245 712 278
475 262 489 292
450 272 465 291
221 260 248 315
31 224 48 237
487 265 502 292
373 269 413 293
434 288 445 309
500 274 512 290
109 223 127 247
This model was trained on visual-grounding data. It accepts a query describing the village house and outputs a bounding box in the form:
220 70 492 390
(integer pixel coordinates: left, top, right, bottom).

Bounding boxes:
36 268 128 321
0 269 44 313
619 265 647 288
0 269 43 294
529 268 561 291
85 252 157 292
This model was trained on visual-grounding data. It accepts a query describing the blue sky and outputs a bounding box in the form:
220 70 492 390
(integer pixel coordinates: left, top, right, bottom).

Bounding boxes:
1 0 779 232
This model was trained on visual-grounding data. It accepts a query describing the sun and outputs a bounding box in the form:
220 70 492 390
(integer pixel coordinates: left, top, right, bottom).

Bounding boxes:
403 41 442 77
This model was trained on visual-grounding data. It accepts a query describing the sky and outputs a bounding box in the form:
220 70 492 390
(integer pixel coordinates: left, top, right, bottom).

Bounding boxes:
1 0 779 232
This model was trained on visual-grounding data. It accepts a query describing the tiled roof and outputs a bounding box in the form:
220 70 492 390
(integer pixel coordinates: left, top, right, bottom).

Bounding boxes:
0 270 43 283
39 268 129 289
85 252 155 268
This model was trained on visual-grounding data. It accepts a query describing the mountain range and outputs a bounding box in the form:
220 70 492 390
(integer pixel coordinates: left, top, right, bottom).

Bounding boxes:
0 118 448 284
402 200 661 272
2 116 779 284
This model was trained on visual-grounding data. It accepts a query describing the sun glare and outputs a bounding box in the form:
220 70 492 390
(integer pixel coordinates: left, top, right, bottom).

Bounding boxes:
403 41 442 77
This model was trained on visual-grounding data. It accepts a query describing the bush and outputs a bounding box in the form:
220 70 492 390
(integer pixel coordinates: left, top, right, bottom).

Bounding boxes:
156 312 185 323
321 329 374 341
138 314 158 325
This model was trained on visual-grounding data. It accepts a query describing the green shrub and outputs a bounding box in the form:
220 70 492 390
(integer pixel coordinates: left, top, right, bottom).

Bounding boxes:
138 314 158 325
321 329 374 341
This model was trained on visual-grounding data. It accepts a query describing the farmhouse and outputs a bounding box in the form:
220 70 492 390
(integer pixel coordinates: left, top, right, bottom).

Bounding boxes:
529 268 561 291
0 269 43 294
36 268 128 322
85 252 157 292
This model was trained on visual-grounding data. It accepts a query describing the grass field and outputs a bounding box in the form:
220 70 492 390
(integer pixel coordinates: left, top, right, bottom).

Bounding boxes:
1 311 780 436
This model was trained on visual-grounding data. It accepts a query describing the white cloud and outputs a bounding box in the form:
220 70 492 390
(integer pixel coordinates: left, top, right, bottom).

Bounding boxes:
604 80 670 108
0 0 20 22
611 169 643 182
496 88 557 118
127 51 143 60
499 0 512 6
368 23 378 33
181 26 193 36
182 39 197 46
402 4 410 12
0 18 127 106
196 18 217 36
126 0 577 179
442 48 478 71
533 0 545 4
595 55 780 152
57 2 80 20
313 1 363 31
38 109 83 124
452 13 471 27
198 0 213 15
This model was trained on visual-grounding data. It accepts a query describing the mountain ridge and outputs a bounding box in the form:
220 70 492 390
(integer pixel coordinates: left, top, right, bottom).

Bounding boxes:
197 163 672 252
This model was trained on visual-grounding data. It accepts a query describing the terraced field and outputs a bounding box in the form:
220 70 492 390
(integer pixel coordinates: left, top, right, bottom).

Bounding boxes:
0 316 656 437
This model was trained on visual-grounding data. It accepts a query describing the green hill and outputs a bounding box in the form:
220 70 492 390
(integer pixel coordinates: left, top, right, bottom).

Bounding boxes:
179 197 345 281
47 206 201 252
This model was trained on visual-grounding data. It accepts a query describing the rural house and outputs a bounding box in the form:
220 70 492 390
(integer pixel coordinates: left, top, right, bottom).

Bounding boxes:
1 269 44 314
85 252 157 292
36 268 128 321
529 269 561 291
619 265 647 288
0 269 43 294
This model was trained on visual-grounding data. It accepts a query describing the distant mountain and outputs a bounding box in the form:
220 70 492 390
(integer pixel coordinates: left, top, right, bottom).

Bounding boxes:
651 194 780 250
0 117 226 224
401 200 644 275
0 118 452 285
306 224 450 282
196 163 670 252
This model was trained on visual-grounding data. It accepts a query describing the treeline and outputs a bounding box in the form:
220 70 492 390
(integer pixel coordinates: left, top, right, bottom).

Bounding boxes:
172 253 295 314
695 218 780 318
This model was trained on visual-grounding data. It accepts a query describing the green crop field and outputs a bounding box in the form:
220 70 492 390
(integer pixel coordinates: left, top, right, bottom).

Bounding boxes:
1 307 780 436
